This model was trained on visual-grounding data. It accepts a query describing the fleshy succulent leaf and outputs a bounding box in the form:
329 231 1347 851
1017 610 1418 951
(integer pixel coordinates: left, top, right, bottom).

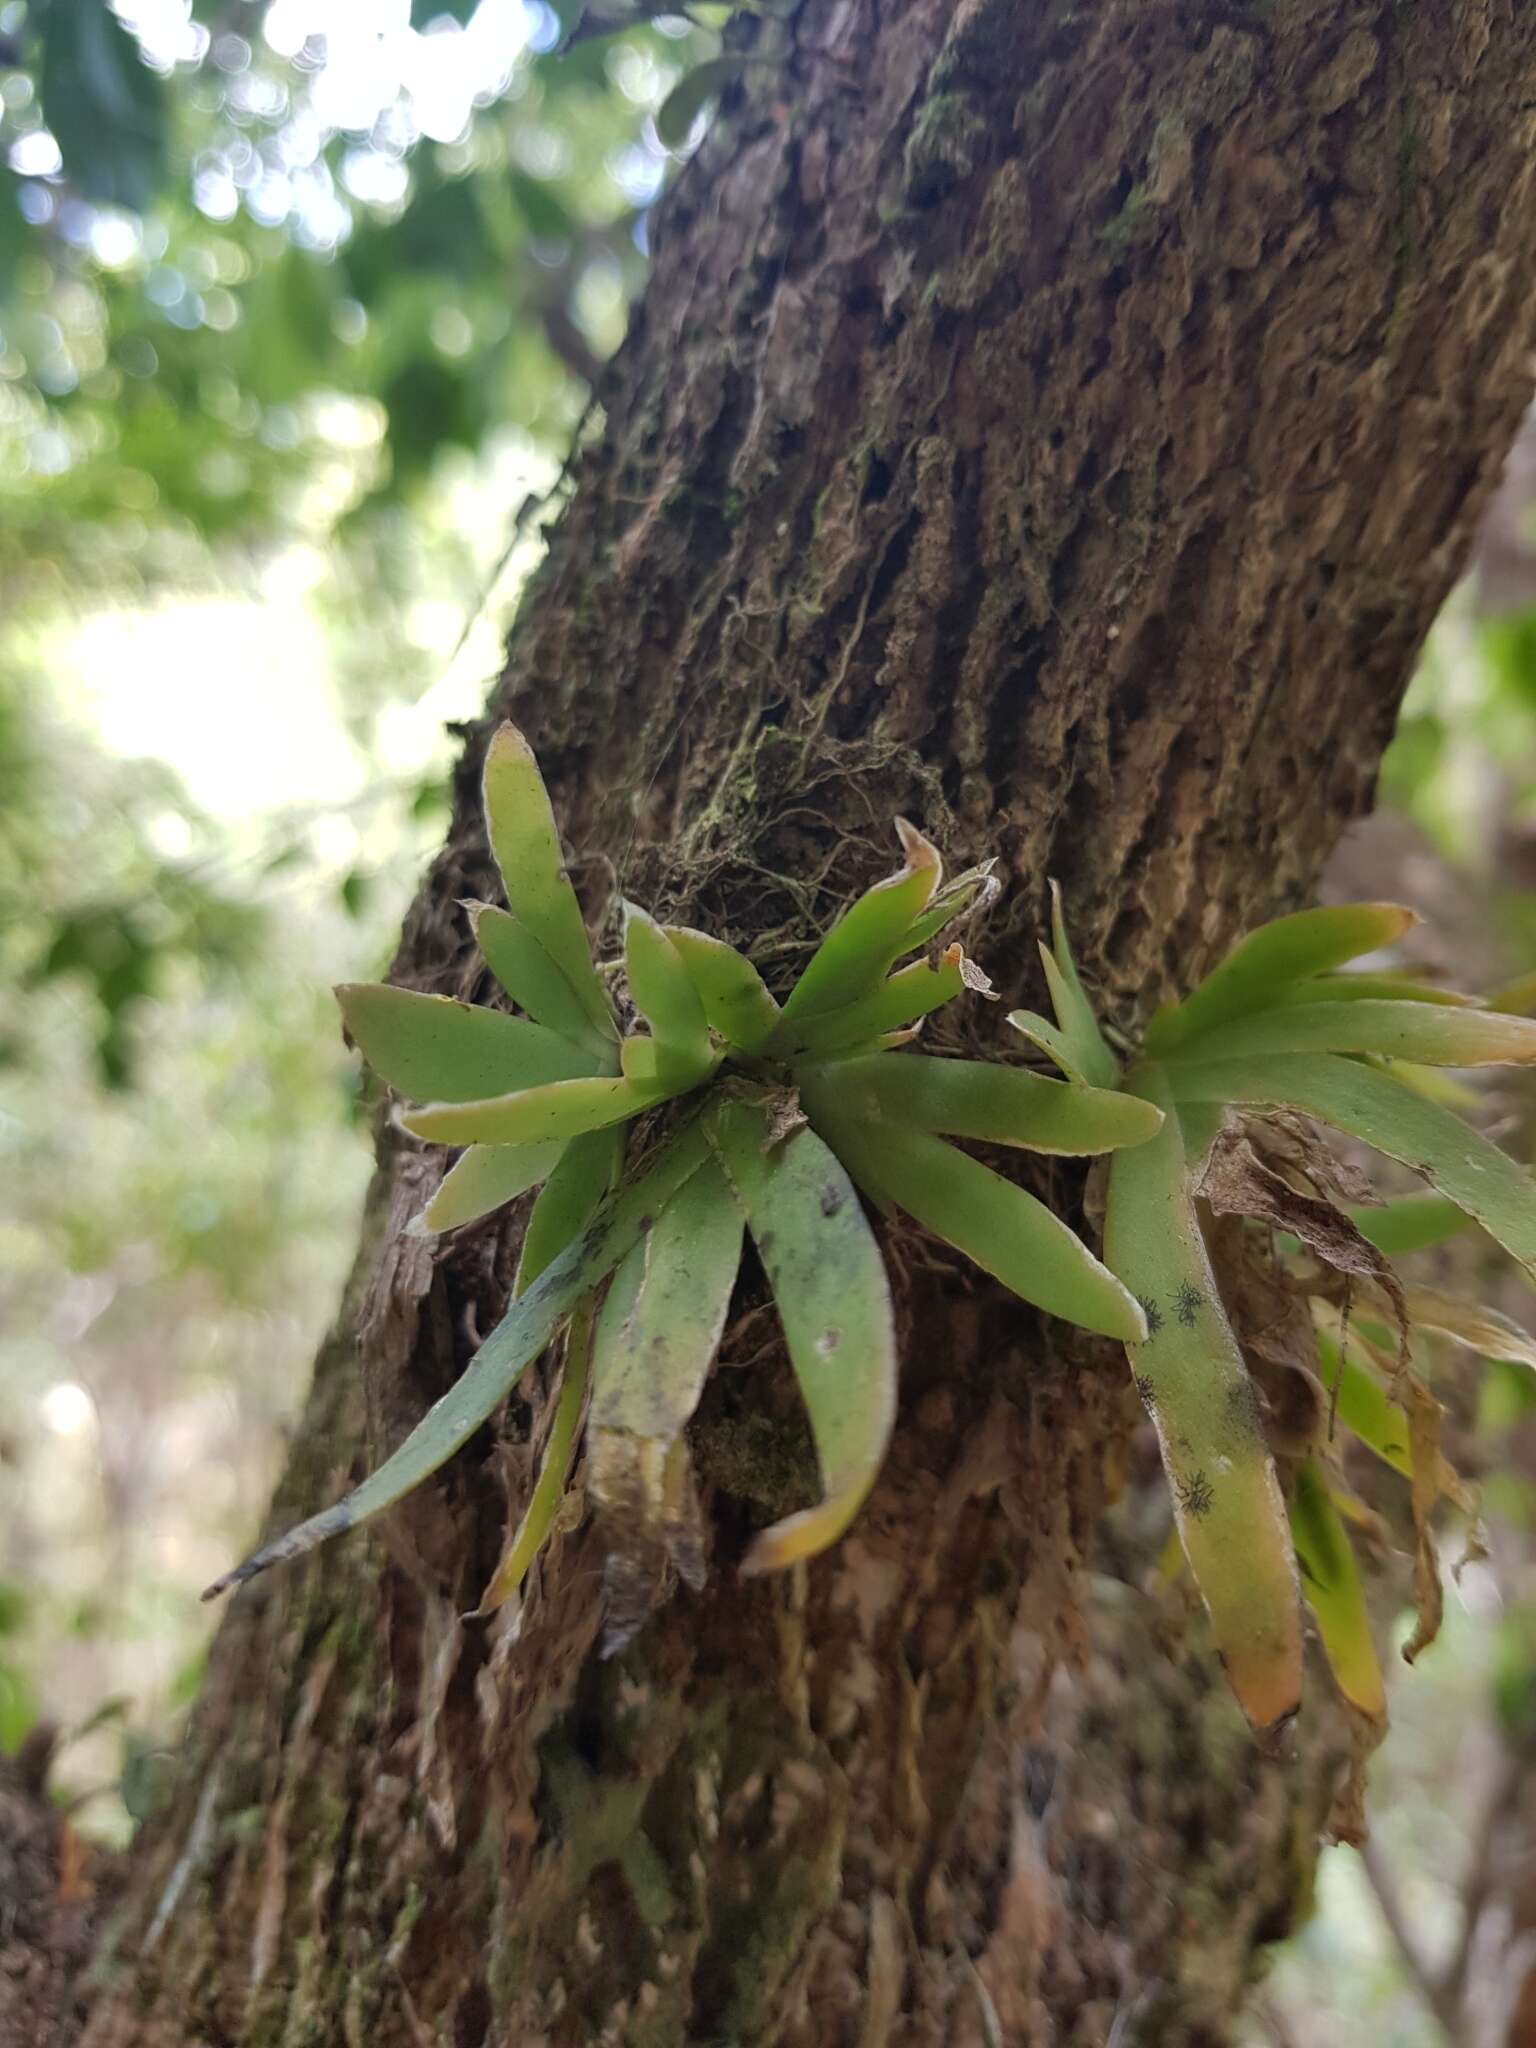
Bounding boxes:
1160 1052 1536 1279
589 1154 742 1448
1006 1008 1088 1083
473 1298 595 1615
896 861 999 956
1142 903 1418 1056
467 902 617 1058
778 819 942 1024
1038 881 1118 1088
1291 1459 1386 1721
623 902 716 1086
784 946 973 1058
815 1051 1163 1156
481 722 612 1037
663 926 780 1054
587 1155 744 1629
515 1124 625 1295
621 1039 659 1082
1488 971 1536 1016
805 1084 1147 1341
1176 1099 1227 1170
410 1140 566 1237
1103 1066 1303 1734
705 1096 896 1574
1270 973 1480 1010
336 983 592 1102
402 1073 673 1149
1159 998 1536 1068
203 1120 712 1599
1317 1329 1413 1478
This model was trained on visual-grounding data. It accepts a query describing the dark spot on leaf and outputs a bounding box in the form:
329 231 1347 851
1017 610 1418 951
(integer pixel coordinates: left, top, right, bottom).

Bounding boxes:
820 1182 844 1218
1138 1295 1163 1337
1226 1376 1263 1432
816 1327 841 1356
1133 1373 1156 1408
1177 1470 1215 1517
1174 1281 1202 1327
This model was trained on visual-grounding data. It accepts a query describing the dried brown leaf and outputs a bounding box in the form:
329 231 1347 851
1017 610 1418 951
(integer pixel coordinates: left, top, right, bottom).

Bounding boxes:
1200 1127 1408 1367
1245 1109 1380 1209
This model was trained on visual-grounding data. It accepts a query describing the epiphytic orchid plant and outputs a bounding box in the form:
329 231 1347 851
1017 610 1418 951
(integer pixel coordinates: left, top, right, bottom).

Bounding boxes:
1016 899 1536 1736
207 725 1162 1644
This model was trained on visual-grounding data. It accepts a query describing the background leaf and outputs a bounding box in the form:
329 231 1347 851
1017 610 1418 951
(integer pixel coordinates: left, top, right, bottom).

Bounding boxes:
656 56 747 151
38 0 165 211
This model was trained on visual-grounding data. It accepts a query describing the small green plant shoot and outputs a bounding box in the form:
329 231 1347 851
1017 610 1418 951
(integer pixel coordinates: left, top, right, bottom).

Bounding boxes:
206 724 1163 1643
1016 899 1536 1735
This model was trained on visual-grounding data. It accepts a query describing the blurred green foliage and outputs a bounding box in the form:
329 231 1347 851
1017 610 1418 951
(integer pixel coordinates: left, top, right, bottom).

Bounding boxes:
0 0 724 582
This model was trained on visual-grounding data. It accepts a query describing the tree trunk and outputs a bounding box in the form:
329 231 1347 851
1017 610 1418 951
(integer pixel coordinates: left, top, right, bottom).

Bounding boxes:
71 4 1536 2043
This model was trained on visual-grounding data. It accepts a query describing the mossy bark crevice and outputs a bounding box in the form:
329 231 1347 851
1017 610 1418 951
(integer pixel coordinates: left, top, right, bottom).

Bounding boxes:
81 2 1536 2042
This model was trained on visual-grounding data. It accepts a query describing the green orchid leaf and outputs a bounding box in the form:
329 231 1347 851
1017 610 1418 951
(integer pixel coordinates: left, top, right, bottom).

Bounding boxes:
1315 1328 1413 1478
1271 973 1480 1010
1291 1459 1386 1721
705 1097 896 1574
482 723 612 1038
778 820 942 1025
468 902 617 1058
588 1155 744 1621
1039 880 1118 1088
1489 970 1536 1016
1377 1062 1488 1111
593 1235 647 1345
1006 1009 1088 1083
664 926 781 1054
1160 1051 1536 1278
402 1073 672 1149
1103 1068 1302 1734
896 861 1000 956
624 903 716 1085
1346 1193 1474 1257
1311 1304 1456 1664
515 1125 625 1295
656 53 747 150
1143 902 1418 1056
336 983 592 1102
1177 1100 1227 1171
784 946 972 1058
621 1039 660 1082
589 1153 743 1446
203 1121 712 1599
805 1085 1146 1341
410 1140 566 1237
1160 999 1536 1068
816 1051 1163 1156
474 1298 595 1616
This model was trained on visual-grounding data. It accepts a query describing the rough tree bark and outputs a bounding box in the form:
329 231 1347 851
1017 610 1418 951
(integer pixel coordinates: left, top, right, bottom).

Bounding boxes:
62 3 1536 2044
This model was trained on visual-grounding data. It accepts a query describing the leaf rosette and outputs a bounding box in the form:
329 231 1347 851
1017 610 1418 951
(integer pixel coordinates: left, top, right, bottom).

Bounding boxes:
208 725 1162 1640
1017 898 1536 1734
